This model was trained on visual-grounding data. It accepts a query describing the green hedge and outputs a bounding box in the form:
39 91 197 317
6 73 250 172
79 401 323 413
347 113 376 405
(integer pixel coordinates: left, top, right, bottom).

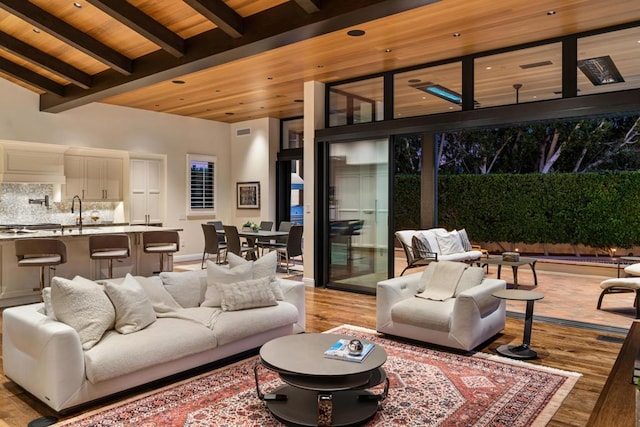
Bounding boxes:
394 172 640 249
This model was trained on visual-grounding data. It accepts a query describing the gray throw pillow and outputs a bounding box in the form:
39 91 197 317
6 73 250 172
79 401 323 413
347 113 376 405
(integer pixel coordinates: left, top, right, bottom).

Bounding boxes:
202 261 253 307
160 269 208 308
104 274 157 334
217 276 278 311
412 234 432 260
227 251 284 300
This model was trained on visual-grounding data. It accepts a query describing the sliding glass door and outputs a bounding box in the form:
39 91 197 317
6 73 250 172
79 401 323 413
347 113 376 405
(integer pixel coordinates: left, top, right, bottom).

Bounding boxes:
327 138 389 292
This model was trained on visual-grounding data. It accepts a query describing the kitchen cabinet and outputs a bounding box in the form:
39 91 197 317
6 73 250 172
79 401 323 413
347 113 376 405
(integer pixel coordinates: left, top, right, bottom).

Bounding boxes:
64 155 123 201
130 158 163 225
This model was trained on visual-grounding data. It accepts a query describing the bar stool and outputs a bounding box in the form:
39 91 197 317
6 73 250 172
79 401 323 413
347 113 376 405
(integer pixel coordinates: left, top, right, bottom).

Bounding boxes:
15 239 67 292
89 234 131 279
143 230 179 273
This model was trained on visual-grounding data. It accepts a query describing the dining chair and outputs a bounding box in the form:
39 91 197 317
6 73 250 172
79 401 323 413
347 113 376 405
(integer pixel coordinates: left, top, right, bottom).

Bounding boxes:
276 225 303 273
207 221 226 245
223 225 257 260
257 220 293 255
201 223 227 268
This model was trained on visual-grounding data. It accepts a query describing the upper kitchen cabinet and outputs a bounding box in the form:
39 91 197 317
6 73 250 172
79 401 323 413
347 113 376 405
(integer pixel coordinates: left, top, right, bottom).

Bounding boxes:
64 155 124 201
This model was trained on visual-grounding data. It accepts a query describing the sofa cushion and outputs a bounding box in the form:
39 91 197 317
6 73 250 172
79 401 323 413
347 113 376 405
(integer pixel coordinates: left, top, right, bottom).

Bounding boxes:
435 230 465 255
84 315 218 384
213 302 300 346
160 269 208 308
202 261 253 307
217 276 278 311
101 275 182 313
411 234 433 260
227 251 284 300
454 266 485 296
104 274 157 334
51 276 115 350
391 297 455 332
457 228 473 251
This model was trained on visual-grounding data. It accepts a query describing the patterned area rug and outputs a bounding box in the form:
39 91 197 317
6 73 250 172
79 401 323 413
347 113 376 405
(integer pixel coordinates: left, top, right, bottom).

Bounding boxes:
55 325 580 427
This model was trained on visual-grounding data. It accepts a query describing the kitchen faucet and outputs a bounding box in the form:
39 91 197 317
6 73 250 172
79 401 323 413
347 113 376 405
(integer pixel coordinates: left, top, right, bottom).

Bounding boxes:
71 195 83 232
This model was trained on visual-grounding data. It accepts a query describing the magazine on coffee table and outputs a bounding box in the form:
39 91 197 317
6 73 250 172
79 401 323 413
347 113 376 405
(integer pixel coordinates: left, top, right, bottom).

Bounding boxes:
323 339 375 363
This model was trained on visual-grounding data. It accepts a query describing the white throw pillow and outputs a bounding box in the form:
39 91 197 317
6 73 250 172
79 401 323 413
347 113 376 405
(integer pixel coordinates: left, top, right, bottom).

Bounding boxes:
104 274 157 334
227 251 284 300
160 269 208 308
100 275 182 313
51 276 115 350
202 261 253 307
435 231 465 255
217 276 278 311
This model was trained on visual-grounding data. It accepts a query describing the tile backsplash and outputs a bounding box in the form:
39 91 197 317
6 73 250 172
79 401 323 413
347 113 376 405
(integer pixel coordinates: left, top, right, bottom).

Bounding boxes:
0 183 121 225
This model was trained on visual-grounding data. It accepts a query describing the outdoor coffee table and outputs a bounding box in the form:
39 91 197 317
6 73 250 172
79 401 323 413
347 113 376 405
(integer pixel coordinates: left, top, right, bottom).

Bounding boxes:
482 256 538 288
255 333 388 426
492 289 544 360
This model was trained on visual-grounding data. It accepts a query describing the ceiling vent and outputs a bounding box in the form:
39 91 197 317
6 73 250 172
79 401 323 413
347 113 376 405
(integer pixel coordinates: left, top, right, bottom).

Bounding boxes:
236 128 251 137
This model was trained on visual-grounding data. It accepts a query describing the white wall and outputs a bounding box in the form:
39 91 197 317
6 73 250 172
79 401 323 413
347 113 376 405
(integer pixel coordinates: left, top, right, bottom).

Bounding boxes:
0 79 232 258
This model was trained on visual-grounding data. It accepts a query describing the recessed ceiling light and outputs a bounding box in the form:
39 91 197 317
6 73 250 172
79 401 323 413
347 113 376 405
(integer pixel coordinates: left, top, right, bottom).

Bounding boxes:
452 33 461 38
171 80 185 84
486 66 492 70
385 48 392 53
547 10 556 16
73 2 82 8
347 29 365 37
32 28 40 34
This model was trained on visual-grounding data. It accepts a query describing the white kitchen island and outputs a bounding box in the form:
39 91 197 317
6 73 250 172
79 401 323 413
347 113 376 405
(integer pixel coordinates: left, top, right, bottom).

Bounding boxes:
0 225 182 308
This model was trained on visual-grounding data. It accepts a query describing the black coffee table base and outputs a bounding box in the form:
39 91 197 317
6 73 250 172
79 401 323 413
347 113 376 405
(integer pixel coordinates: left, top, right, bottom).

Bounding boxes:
265 385 380 427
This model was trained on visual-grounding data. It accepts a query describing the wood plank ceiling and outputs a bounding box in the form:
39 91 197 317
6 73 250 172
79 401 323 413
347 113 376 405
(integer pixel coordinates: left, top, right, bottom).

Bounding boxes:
0 0 638 124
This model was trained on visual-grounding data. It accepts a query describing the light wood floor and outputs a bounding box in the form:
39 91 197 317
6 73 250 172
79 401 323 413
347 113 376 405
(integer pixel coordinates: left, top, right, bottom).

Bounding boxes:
0 285 626 427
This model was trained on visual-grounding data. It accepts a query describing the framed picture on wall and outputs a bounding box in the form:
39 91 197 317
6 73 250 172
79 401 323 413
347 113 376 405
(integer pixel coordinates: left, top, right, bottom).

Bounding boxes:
237 182 260 209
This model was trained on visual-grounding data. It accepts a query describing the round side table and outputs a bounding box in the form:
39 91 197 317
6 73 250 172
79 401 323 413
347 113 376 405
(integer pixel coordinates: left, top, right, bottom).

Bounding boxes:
492 289 544 360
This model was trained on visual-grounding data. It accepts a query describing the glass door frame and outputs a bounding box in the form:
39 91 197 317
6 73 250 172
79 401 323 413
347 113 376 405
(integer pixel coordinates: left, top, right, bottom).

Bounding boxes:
314 136 395 291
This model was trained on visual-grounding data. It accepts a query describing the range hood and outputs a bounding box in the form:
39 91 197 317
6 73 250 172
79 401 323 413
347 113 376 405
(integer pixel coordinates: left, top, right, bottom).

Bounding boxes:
0 141 66 184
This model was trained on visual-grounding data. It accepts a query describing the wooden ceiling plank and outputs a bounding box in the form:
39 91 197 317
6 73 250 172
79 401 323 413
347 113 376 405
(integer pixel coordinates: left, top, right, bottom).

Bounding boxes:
0 56 64 96
0 0 133 75
40 0 441 113
293 0 321 14
0 30 91 89
87 0 185 57
183 0 244 39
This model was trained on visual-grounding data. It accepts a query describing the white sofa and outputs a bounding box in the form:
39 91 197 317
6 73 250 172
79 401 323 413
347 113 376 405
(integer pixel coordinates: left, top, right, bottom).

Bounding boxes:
396 228 483 275
377 261 506 351
2 259 305 412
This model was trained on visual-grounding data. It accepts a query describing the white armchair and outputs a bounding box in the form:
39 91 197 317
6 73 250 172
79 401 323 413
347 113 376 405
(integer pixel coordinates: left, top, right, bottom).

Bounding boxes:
376 264 506 351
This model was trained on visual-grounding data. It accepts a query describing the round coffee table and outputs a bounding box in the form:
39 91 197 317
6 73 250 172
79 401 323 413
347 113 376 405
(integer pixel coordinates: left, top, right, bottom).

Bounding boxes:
492 289 544 359
256 333 388 426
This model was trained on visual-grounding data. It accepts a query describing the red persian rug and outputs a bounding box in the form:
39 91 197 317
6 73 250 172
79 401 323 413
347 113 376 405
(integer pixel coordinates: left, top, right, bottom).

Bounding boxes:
56 325 580 427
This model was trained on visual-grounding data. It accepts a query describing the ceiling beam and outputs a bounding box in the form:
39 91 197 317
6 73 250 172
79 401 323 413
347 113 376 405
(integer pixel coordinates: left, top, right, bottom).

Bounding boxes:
0 57 64 96
0 30 92 89
40 0 442 113
293 0 321 14
183 0 244 39
0 0 133 74
87 0 185 57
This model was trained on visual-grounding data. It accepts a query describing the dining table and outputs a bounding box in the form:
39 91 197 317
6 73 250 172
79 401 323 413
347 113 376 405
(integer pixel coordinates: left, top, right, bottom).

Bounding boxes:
237 229 289 259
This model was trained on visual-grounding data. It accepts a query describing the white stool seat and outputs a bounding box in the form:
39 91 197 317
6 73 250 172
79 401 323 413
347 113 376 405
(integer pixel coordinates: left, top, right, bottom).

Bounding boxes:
145 244 178 252
18 255 62 265
90 249 129 258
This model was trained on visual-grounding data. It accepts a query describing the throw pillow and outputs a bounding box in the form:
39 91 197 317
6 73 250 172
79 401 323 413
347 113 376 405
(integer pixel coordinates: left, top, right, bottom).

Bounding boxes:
457 228 473 252
435 231 465 255
51 276 116 350
160 269 208 308
100 276 182 313
454 266 485 296
217 276 278 311
226 251 284 300
104 274 157 334
202 261 253 307
42 287 57 320
411 233 433 260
